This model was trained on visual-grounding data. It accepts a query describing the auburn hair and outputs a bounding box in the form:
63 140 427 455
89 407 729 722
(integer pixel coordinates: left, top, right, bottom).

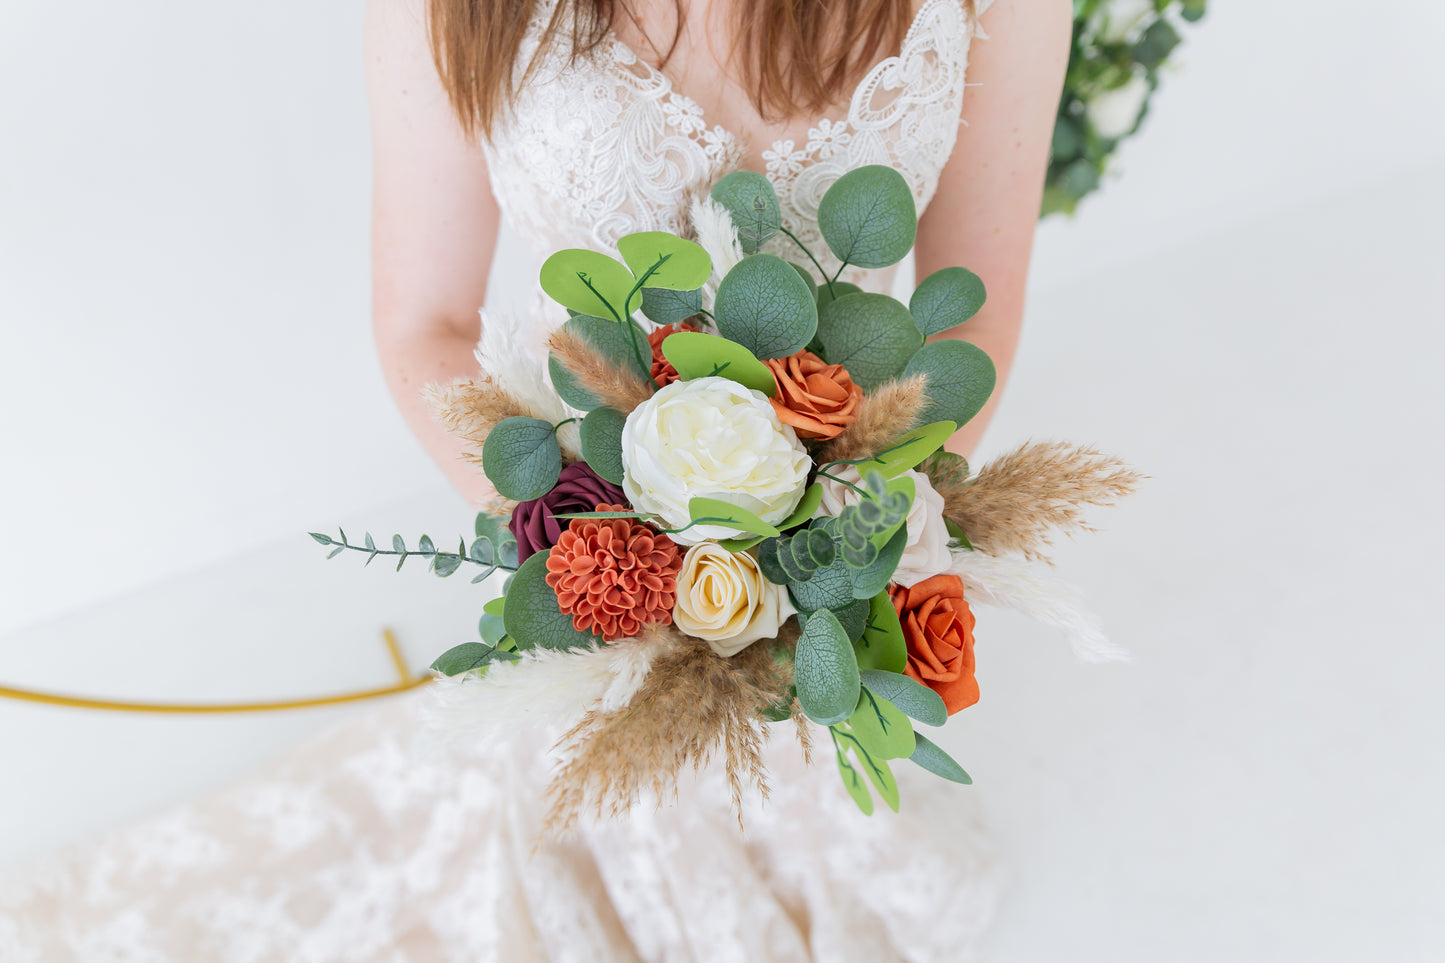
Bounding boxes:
427 0 936 141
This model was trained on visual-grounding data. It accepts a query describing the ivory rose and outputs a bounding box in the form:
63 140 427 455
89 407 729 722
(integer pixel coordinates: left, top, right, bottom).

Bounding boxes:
620 376 811 545
817 465 951 587
764 349 862 440
673 543 796 656
890 575 979 715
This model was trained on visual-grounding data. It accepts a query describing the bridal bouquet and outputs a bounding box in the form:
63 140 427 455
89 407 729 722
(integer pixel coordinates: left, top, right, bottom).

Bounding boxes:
315 165 1137 830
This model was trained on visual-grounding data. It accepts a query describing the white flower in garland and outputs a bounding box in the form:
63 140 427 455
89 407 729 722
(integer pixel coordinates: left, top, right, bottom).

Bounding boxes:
818 465 952 588
1087 71 1150 140
621 377 811 545
1094 0 1156 43
673 543 796 656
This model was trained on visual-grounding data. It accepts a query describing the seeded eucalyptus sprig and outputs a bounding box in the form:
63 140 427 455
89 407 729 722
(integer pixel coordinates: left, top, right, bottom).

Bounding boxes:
309 518 518 584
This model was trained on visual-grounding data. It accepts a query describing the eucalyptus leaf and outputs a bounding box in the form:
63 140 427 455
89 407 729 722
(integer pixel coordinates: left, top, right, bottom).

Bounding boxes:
909 731 973 785
502 552 603 651
483 595 506 617
539 249 636 320
817 165 917 269
788 550 856 612
901 339 997 430
788 262 817 300
835 748 875 815
816 293 920 391
430 642 501 677
859 668 947 726
309 532 333 546
828 596 870 644
795 607 862 725
849 420 957 479
475 512 510 543
617 232 712 298
578 407 627 485
855 590 907 673
687 497 781 539
479 612 507 646
710 170 782 253
482 417 563 502
816 280 863 312
910 266 986 337
418 535 435 555
848 687 917 759
432 553 464 578
713 253 818 359
718 482 820 552
640 286 703 326
661 331 775 395
850 524 908 599
845 730 900 812
469 538 495 564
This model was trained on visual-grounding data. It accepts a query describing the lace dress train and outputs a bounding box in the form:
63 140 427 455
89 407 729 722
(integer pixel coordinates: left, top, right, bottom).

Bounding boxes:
1 689 997 962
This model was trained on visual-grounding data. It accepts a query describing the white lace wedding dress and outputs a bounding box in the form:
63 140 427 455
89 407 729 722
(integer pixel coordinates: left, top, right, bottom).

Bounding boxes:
0 1 999 959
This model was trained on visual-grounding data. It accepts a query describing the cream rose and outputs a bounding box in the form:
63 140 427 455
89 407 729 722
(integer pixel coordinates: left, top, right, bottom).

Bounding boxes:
621 376 811 545
673 543 796 656
818 465 951 588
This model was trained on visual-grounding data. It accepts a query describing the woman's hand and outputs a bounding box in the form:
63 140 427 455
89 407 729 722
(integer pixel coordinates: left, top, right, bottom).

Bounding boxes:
914 0 1073 460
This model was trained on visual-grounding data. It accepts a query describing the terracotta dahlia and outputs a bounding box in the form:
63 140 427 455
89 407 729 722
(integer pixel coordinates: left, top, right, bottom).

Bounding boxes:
544 504 683 641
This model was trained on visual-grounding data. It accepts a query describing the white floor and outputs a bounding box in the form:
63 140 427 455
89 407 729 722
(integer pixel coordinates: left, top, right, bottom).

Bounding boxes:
2 164 1443 961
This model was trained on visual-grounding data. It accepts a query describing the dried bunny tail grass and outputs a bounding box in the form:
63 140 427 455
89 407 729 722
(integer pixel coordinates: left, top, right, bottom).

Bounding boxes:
425 630 679 744
422 377 533 472
476 304 580 459
939 441 1143 561
948 547 1129 663
543 628 792 836
546 326 655 415
818 374 928 465
689 195 745 311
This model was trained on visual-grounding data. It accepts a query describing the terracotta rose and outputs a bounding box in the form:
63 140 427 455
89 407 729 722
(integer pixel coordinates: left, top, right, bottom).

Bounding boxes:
890 574 979 714
647 322 700 387
764 349 863 441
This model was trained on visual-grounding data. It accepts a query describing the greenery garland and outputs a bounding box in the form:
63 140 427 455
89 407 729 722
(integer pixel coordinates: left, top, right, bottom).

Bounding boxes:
1044 0 1208 216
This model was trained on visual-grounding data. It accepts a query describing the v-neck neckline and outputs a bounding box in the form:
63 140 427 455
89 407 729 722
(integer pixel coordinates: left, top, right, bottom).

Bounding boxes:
602 0 947 154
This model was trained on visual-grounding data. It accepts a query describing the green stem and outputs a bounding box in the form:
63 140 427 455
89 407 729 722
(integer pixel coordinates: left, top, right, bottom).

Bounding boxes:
622 254 674 386
780 226 835 299
553 417 579 431
318 535 516 572
578 274 622 323
814 469 868 499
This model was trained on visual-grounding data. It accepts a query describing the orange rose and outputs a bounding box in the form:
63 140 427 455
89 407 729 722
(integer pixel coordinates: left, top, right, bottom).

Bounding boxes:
764 349 863 441
890 574 979 715
647 323 700 387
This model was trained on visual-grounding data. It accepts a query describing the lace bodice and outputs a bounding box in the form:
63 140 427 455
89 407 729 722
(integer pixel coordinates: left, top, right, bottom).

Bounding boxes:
483 0 992 289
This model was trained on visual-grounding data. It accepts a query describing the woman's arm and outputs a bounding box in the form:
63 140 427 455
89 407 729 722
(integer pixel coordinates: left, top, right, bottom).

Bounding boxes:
914 0 1072 459
365 0 501 506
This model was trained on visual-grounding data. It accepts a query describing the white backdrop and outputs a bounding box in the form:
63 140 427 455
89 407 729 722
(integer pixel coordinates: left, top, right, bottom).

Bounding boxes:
3 3 1445 959
3 1 1444 635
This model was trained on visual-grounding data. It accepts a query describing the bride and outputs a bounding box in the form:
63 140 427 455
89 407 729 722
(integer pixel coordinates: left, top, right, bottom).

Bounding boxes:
1 0 1068 958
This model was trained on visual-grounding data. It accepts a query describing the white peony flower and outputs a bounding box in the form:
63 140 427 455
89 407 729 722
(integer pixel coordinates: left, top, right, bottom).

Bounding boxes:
673 543 796 656
818 465 951 588
1093 0 1155 44
1086 72 1150 140
621 376 811 545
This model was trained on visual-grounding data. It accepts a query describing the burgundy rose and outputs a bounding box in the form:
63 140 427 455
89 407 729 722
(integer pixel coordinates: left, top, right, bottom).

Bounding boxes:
509 462 628 563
